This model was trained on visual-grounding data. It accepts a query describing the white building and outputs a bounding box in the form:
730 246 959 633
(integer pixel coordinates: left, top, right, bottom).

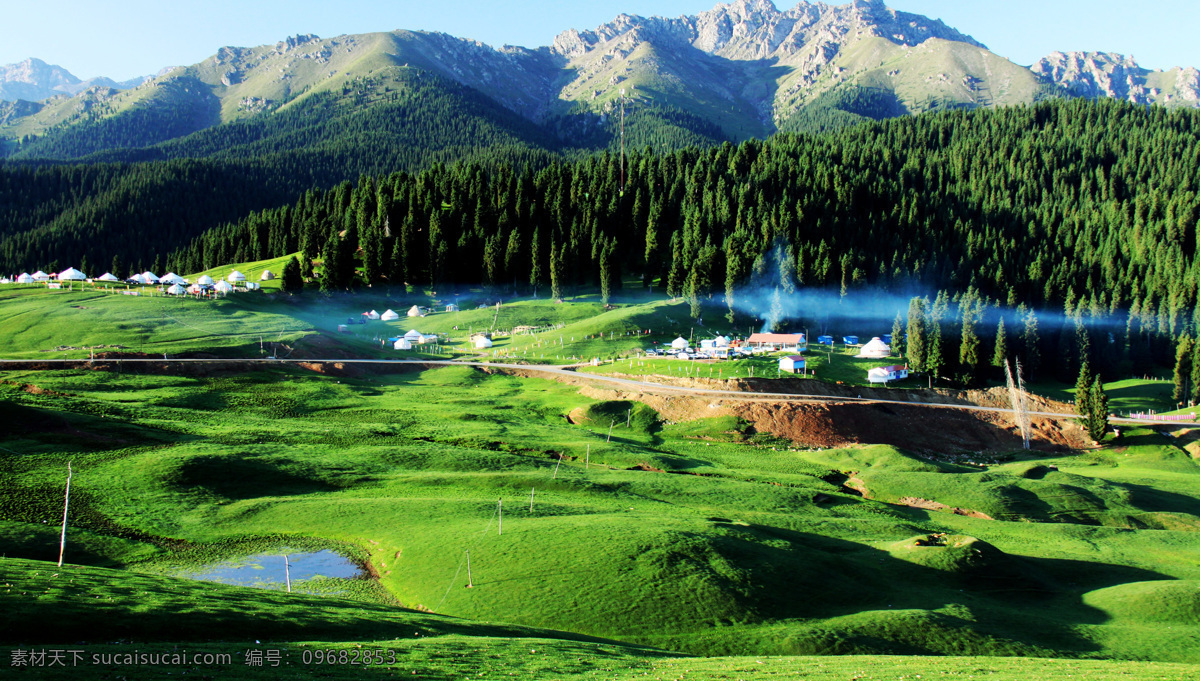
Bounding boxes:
857 337 891 359
867 365 909 384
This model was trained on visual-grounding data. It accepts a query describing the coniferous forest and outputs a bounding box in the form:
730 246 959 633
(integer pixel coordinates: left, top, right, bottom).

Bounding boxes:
4 97 1200 384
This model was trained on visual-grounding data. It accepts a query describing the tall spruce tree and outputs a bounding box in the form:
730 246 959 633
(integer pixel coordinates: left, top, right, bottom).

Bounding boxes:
992 317 1008 368
1174 337 1194 405
1022 309 1041 378
906 298 927 371
891 312 905 358
1075 359 1094 418
1087 377 1110 442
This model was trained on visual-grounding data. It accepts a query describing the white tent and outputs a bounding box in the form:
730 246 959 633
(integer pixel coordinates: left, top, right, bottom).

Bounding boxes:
857 337 891 359
407 305 423 317
140 271 160 284
260 270 275 281
380 309 400 321
227 270 246 283
197 275 215 286
474 336 494 349
32 270 50 281
364 310 381 320
127 274 146 284
57 267 87 281
403 329 422 340
671 337 690 350
167 283 187 295
715 336 731 347
214 280 234 294
97 272 120 282
17 273 34 284
417 334 438 344
0 277 10 284
393 338 413 350
160 273 187 285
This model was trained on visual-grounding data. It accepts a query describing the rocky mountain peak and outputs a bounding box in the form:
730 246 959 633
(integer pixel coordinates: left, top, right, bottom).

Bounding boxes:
1033 51 1200 105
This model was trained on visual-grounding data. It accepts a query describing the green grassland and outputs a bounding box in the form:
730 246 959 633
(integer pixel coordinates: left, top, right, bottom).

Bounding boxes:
2 360 1199 665
3 283 1199 676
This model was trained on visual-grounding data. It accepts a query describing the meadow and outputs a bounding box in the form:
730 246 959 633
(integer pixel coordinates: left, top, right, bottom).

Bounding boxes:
2 284 1198 677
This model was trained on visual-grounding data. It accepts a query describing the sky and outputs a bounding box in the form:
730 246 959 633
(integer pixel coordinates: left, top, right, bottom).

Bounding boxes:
4 0 1198 81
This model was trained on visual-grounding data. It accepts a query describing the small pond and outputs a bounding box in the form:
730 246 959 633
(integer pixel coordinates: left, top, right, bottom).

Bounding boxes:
177 549 364 594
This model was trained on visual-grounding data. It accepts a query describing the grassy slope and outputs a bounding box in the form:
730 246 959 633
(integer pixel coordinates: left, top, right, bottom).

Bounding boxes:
6 560 1198 680
1 355 1199 662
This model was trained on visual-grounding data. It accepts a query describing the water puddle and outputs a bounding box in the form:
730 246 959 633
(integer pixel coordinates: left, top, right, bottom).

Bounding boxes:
177 549 365 595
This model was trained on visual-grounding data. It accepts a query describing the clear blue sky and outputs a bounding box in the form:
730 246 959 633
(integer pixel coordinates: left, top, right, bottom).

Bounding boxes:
5 1 1197 81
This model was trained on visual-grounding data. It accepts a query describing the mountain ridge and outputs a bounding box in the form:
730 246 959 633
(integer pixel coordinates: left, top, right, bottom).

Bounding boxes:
2 0 1198 160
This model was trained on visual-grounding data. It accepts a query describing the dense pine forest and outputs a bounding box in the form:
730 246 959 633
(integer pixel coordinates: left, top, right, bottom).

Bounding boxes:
5 97 1200 385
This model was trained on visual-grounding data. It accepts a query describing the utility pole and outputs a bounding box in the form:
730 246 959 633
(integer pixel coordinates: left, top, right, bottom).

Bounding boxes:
283 555 292 592
497 499 502 535
57 462 72 568
466 550 473 588
529 487 535 512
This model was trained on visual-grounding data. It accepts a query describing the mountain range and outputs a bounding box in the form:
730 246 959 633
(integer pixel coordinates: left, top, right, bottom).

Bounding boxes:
1 0 1198 160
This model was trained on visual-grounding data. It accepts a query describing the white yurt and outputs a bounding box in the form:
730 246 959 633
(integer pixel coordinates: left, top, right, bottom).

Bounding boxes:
167 283 187 295
474 336 494 349
140 271 160 284
407 305 422 317
857 337 891 359
403 329 422 341
214 280 234 294
671 337 690 350
380 309 400 321
0 277 10 284
715 336 731 347
97 272 120 282
365 310 381 320
227 270 246 283
160 273 186 285
17 273 33 284
127 274 145 284
32 270 50 281
57 267 87 281
260 270 275 281
197 275 215 286
393 338 413 350
187 284 205 294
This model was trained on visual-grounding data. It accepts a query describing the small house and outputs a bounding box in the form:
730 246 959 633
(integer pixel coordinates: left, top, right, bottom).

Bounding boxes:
699 339 717 350
779 355 806 374
393 338 412 350
842 336 860 346
867 365 909 384
445 304 460 312
747 333 807 351
817 335 834 345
